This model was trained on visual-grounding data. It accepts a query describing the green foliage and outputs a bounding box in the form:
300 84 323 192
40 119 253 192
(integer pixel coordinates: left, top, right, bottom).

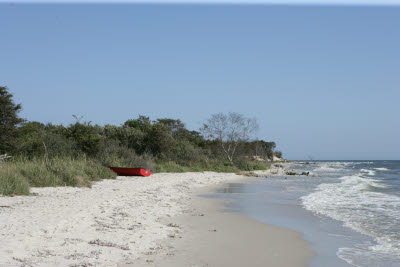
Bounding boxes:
0 166 30 196
98 139 154 170
0 88 283 196
156 118 185 133
274 151 283 159
155 159 240 173
66 121 102 157
14 122 77 158
124 115 152 132
0 86 24 154
235 159 271 171
239 140 277 161
146 122 176 156
0 158 116 196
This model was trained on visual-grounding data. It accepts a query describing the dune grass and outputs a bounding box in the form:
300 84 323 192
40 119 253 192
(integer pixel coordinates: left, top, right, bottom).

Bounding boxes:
155 159 270 173
0 166 30 196
0 157 116 196
1 157 270 196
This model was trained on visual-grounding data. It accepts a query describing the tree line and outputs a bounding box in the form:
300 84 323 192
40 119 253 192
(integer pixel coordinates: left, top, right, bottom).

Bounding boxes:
0 86 282 171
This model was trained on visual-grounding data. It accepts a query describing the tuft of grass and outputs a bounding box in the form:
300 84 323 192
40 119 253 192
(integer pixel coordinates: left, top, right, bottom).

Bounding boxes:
0 166 30 196
0 157 116 196
236 160 270 171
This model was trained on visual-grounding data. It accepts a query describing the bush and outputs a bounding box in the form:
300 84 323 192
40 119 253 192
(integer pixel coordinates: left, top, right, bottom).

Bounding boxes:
99 139 154 170
274 151 283 159
66 122 102 157
15 122 77 159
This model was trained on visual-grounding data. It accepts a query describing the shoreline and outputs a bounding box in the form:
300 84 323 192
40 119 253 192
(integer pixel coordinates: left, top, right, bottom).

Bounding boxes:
0 167 314 266
0 172 257 266
121 180 315 267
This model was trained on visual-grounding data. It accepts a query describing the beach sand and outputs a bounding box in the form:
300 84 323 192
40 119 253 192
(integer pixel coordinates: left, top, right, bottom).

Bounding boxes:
123 185 314 267
0 168 313 266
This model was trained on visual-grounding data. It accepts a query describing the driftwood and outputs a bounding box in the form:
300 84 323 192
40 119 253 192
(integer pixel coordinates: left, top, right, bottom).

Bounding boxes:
0 154 11 162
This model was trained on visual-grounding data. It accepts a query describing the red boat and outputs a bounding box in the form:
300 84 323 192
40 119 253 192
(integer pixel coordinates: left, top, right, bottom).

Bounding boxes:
109 167 152 177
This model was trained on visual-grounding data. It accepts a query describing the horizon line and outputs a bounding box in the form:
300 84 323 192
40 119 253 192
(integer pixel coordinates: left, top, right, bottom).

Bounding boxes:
1 0 400 6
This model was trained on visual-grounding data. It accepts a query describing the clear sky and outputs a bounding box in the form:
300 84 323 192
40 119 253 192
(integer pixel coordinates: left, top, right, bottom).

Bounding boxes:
1 2 399 160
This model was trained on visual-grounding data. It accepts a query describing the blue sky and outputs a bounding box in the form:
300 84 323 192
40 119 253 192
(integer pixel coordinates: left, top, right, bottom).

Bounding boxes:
1 2 399 160
2 1 400 5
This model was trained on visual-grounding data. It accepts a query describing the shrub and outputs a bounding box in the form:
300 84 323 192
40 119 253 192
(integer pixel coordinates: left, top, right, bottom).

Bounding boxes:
66 122 102 157
99 139 154 170
274 151 283 159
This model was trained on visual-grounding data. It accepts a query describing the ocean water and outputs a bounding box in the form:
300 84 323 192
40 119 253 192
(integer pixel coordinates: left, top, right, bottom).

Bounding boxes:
208 161 400 267
300 161 400 266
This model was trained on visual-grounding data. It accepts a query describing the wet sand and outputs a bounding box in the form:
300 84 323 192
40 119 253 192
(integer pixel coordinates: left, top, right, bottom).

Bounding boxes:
122 183 315 267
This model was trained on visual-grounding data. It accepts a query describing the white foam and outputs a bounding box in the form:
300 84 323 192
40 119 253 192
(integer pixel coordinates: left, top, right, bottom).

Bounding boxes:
312 162 349 173
313 166 339 172
375 168 390 171
301 175 400 259
360 169 377 176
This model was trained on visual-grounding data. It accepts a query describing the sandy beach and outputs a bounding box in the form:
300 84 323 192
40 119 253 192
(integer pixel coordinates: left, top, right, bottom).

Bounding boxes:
0 169 313 266
123 184 314 267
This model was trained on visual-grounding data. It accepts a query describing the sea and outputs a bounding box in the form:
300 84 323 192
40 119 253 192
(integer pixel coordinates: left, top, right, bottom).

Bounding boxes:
208 161 400 267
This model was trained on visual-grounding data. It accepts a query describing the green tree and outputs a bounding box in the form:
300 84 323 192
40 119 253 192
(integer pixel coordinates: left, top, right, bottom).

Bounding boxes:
156 118 185 134
66 121 102 157
0 86 24 154
124 115 152 132
146 122 176 157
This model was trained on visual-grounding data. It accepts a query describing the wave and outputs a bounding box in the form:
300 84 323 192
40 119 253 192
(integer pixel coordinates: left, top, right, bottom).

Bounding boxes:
360 169 377 176
312 162 375 175
312 162 352 173
313 166 340 172
375 168 390 171
301 174 400 263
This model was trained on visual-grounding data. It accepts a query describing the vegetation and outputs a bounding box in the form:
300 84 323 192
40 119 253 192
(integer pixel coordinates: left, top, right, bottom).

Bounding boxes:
0 157 116 195
0 86 24 154
0 86 283 196
202 112 258 163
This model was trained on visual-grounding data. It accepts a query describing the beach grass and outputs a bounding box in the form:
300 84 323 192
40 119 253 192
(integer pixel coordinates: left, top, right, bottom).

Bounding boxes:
1 157 269 196
0 166 30 196
0 157 116 196
155 159 270 173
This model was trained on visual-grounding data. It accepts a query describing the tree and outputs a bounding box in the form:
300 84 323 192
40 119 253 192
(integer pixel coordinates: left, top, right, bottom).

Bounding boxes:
0 86 24 154
124 115 152 132
145 122 176 157
202 112 258 163
156 118 185 134
66 120 102 157
274 151 283 159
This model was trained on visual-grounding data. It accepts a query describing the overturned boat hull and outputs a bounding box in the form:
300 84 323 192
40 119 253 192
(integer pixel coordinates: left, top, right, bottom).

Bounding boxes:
109 167 152 177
